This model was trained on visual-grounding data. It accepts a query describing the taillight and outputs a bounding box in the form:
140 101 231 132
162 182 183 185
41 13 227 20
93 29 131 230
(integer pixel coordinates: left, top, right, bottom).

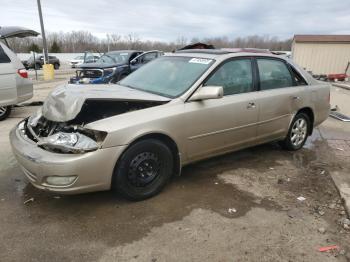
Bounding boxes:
17 69 28 78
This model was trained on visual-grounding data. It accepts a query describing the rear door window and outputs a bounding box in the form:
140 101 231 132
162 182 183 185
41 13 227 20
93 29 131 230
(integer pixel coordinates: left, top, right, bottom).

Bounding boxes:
257 59 293 90
204 59 254 96
0 45 11 63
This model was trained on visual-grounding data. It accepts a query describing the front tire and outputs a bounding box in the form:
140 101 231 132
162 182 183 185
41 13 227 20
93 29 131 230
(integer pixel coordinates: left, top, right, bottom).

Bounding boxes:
113 139 174 200
279 113 310 151
54 63 60 70
0 106 12 121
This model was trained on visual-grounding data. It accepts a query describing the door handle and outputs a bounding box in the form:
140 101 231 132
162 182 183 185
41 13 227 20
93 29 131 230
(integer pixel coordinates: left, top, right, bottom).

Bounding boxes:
247 102 256 109
292 96 301 100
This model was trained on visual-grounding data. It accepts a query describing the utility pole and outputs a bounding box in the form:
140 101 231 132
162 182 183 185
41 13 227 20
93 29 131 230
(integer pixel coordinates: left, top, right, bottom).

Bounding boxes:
36 0 48 63
107 34 110 52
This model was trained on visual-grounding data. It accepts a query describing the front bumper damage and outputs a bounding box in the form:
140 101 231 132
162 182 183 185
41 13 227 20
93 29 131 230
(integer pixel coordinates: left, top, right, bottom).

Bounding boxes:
10 120 127 194
9 84 169 194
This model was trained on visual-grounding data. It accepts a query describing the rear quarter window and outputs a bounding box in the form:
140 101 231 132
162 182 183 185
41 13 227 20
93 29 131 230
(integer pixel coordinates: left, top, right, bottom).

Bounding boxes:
0 45 11 63
289 66 308 86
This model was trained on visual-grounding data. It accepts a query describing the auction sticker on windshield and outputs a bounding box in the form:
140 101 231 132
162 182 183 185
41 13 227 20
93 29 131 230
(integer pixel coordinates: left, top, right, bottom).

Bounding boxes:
189 58 212 64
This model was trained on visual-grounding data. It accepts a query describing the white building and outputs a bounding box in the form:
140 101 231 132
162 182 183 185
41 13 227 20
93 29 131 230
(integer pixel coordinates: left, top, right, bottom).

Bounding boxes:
292 35 350 75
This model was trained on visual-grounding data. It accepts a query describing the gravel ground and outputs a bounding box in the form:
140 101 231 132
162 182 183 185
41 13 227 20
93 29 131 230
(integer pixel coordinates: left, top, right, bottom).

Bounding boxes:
0 75 349 261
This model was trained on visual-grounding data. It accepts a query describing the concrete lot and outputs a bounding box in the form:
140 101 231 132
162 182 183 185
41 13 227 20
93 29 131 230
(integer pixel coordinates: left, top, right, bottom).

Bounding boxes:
0 73 350 261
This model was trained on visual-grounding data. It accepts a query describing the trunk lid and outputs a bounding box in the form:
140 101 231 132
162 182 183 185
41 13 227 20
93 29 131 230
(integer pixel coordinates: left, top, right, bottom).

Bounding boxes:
0 26 39 39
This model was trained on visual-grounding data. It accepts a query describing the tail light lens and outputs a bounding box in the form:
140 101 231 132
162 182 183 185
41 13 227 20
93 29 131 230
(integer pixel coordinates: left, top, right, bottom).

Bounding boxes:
17 69 28 78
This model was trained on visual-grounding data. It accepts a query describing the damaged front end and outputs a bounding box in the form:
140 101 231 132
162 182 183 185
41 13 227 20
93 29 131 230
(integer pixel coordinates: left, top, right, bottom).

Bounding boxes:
22 84 170 154
25 109 107 154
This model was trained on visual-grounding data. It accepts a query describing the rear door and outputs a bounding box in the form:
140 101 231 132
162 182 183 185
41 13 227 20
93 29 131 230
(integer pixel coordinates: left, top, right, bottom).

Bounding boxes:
0 42 17 106
255 57 307 142
185 58 259 161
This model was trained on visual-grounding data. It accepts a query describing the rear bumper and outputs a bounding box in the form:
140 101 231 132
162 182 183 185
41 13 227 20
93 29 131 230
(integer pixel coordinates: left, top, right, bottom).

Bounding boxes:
10 121 127 194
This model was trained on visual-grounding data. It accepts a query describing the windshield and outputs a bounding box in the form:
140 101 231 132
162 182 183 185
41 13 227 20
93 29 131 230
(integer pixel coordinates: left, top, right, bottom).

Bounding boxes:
119 56 214 98
97 52 130 64
74 55 84 60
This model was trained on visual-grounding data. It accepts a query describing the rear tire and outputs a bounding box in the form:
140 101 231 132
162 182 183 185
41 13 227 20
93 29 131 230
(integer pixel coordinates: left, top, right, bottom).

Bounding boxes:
113 139 173 201
279 113 310 151
0 106 11 121
35 63 41 70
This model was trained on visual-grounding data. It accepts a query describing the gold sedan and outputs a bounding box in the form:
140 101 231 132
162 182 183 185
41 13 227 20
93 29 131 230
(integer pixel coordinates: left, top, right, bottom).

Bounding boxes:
10 49 330 200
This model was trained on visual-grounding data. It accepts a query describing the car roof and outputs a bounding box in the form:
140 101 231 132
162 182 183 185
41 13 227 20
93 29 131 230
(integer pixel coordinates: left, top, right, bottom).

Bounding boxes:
169 48 287 60
142 50 163 53
107 50 142 54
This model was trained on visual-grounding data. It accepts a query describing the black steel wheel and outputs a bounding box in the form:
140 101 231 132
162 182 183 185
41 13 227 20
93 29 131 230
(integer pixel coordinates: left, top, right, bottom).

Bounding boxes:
127 152 162 187
113 139 173 200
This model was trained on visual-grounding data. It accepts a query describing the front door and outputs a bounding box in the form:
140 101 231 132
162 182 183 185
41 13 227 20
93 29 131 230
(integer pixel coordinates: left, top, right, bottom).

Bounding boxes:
185 58 259 162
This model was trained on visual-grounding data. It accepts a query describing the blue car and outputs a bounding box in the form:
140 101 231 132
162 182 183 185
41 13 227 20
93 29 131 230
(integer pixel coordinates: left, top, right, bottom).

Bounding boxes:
70 50 163 84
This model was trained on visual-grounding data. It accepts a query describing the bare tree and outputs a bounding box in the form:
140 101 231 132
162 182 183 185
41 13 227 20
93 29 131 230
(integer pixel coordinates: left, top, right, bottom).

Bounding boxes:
7 31 293 53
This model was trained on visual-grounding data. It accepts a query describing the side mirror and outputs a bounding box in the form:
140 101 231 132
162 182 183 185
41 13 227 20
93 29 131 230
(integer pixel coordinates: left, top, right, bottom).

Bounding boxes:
189 86 223 101
130 59 138 65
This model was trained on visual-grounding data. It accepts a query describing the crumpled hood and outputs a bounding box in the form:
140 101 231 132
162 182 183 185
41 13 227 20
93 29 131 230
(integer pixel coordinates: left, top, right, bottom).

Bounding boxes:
42 84 170 122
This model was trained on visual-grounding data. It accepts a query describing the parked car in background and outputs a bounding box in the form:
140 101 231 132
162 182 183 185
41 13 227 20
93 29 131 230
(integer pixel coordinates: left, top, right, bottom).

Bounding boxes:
22 55 60 70
0 26 36 121
69 50 162 84
69 55 84 68
69 53 100 68
10 49 330 200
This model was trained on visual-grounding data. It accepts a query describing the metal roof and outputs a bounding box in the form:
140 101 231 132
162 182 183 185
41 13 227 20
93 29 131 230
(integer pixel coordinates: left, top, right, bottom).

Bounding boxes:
294 35 350 43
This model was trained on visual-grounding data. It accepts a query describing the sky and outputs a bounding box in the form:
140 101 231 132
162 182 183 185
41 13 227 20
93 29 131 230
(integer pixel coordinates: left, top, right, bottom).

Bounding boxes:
1 0 350 42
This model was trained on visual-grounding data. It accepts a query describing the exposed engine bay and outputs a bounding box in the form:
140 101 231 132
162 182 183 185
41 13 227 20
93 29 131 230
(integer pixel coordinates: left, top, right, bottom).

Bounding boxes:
25 99 167 154
21 83 171 154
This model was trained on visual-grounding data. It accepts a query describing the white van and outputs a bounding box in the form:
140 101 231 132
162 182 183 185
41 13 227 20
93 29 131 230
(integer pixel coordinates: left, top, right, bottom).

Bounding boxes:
0 41 33 120
0 26 38 121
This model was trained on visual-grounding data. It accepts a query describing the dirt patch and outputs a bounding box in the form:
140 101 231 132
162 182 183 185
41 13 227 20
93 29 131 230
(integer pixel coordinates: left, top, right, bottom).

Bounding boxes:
0 125 349 261
99 208 343 262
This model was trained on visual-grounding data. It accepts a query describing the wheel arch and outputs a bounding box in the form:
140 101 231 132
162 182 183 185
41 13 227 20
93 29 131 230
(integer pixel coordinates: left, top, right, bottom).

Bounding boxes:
296 107 314 135
114 132 182 180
